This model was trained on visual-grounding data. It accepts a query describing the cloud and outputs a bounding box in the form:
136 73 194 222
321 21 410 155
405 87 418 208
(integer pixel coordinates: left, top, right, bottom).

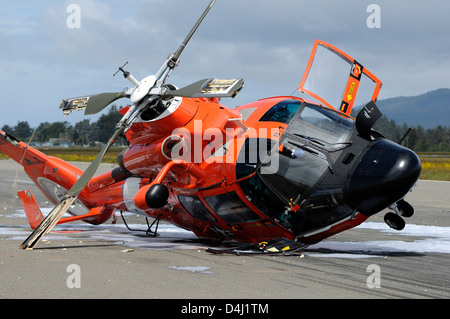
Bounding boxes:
0 0 449 128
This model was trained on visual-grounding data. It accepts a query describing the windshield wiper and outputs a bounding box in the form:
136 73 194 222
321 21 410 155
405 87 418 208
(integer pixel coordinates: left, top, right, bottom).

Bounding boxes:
293 133 352 150
293 133 326 147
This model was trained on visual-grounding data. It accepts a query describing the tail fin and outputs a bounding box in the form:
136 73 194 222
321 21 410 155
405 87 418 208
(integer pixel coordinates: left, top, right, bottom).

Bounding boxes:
17 190 44 229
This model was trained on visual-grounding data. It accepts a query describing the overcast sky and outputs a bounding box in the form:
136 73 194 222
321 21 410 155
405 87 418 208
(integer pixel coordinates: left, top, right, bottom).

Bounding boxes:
1 0 449 127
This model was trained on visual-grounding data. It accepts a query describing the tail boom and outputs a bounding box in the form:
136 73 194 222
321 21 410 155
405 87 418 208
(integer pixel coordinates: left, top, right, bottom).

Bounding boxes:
1 130 116 226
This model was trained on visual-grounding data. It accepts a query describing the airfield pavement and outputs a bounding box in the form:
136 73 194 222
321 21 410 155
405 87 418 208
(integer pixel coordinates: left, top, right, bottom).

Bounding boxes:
1 159 450 303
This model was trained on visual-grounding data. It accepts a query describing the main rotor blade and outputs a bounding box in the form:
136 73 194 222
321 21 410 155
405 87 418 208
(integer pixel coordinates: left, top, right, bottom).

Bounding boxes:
165 78 244 98
67 125 126 197
20 125 126 250
84 92 129 115
172 0 216 63
19 196 78 250
59 92 129 116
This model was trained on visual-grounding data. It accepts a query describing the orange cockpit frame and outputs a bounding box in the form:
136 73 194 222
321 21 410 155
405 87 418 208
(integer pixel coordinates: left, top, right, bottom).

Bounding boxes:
298 40 382 116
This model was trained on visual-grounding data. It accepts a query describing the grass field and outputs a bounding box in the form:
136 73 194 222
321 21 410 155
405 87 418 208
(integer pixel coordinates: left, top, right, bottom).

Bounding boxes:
36 147 125 164
1 148 449 181
0 147 124 163
419 155 450 181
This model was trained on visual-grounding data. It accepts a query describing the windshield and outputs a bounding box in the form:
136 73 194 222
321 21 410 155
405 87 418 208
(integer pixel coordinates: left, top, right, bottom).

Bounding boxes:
260 99 354 148
290 103 354 147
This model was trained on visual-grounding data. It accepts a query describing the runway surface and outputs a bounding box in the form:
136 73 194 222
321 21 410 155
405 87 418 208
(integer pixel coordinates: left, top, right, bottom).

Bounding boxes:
1 159 449 300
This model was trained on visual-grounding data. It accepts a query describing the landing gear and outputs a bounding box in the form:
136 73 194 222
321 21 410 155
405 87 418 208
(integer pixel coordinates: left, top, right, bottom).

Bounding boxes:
120 211 162 237
384 199 414 231
384 212 405 230
396 199 414 218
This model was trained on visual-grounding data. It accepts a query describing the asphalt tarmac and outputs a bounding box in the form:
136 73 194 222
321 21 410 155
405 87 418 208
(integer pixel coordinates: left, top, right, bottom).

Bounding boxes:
1 159 449 300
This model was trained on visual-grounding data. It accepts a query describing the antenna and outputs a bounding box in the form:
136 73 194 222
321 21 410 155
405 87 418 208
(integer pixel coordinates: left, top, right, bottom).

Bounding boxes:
113 61 129 77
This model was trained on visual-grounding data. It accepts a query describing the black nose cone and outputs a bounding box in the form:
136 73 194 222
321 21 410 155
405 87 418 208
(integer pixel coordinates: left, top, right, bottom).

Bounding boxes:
345 139 421 216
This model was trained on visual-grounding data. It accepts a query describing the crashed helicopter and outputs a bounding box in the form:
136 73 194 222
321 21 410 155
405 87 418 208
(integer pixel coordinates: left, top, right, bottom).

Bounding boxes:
0 0 421 254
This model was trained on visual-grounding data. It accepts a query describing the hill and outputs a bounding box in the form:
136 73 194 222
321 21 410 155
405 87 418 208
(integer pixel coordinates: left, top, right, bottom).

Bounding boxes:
373 88 450 129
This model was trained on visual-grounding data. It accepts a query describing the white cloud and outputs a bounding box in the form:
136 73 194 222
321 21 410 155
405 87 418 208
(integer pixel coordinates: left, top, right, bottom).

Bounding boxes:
0 0 449 127
0 19 37 35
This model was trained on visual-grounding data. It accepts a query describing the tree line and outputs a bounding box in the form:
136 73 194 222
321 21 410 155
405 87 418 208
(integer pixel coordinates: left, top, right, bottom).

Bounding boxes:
373 116 450 153
2 105 450 153
1 105 126 147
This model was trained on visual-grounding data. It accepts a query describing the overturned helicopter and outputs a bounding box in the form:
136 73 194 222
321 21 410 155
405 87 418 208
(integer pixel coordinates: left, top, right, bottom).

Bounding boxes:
0 0 421 254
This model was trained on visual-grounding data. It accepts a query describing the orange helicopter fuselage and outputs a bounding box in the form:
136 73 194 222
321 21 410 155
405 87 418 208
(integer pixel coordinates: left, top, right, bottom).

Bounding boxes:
81 95 368 244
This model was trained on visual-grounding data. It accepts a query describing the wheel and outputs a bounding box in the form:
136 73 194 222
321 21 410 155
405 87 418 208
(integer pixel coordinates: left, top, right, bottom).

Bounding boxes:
397 199 414 218
384 212 405 230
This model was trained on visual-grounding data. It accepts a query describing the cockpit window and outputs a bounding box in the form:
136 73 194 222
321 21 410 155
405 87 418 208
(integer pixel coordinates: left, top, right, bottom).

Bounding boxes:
178 195 218 223
205 191 262 225
260 99 354 149
259 99 301 124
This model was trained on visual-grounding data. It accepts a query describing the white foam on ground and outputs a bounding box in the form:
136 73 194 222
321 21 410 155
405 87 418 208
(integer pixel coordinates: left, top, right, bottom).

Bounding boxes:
169 266 213 274
306 222 450 258
3 209 450 257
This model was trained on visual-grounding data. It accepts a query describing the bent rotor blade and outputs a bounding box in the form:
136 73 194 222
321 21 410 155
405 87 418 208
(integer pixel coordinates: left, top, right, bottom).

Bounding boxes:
59 92 129 116
84 92 129 115
20 126 126 250
68 125 125 197
19 196 78 250
165 78 244 98
172 0 216 63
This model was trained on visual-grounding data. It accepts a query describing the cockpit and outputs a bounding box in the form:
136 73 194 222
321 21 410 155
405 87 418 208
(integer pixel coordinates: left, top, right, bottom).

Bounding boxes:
236 99 357 235
235 97 421 238
230 40 420 239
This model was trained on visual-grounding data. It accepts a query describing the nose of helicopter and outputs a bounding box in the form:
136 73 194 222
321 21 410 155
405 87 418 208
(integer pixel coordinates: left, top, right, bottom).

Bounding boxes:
345 139 421 216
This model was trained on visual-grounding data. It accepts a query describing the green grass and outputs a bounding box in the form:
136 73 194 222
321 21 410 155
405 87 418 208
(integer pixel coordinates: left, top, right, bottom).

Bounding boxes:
0 147 124 163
